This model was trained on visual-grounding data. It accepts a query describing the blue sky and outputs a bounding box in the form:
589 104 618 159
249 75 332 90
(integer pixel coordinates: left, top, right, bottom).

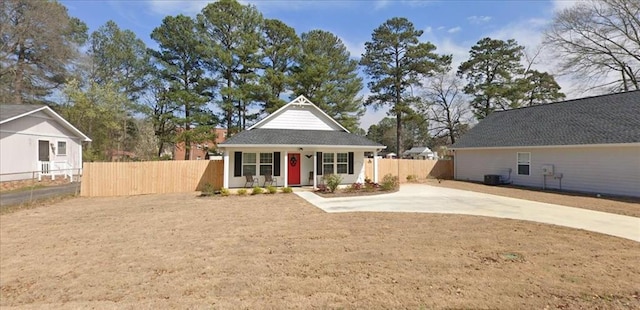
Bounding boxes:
61 0 577 130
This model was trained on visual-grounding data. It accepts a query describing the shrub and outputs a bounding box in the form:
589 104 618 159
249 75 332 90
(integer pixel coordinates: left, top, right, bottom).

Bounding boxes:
220 188 230 197
406 174 418 182
201 182 215 196
381 174 399 191
324 174 343 193
364 181 378 192
281 187 293 193
251 186 264 195
266 185 277 194
237 188 248 196
350 182 363 191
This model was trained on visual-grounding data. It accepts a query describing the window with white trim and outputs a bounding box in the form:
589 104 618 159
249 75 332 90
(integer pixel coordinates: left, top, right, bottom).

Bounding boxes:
259 153 273 176
517 152 531 175
57 141 67 155
243 153 256 176
336 153 348 174
323 153 334 175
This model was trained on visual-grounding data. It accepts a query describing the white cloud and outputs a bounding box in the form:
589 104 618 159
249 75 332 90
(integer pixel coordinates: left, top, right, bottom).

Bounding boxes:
437 26 446 31
424 26 432 33
467 15 492 24
373 0 390 10
147 0 209 15
447 26 461 34
552 0 580 12
339 36 366 60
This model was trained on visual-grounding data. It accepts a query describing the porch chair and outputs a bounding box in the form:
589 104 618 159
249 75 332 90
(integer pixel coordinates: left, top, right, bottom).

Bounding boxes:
244 174 259 188
308 171 314 185
263 174 277 187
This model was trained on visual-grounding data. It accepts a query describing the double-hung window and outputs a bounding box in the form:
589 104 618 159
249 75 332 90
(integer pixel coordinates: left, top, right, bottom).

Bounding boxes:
259 153 273 176
243 153 256 176
323 153 334 175
57 141 67 155
517 152 531 175
336 153 348 174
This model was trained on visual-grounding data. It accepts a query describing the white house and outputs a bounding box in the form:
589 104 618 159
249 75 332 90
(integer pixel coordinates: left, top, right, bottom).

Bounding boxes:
218 95 386 188
0 105 91 182
451 91 640 197
403 146 436 160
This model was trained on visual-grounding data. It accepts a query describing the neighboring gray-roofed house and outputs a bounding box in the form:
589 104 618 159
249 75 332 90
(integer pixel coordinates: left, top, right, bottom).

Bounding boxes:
451 91 640 197
218 95 386 188
402 146 436 160
0 105 91 182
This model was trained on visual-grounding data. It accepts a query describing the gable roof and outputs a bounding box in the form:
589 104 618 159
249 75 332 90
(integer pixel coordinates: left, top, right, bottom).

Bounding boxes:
0 104 92 142
452 90 640 149
249 95 349 132
403 146 433 155
220 95 383 149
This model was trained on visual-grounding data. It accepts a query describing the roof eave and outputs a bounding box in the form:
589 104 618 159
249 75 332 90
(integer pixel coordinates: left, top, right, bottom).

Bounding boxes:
219 144 385 150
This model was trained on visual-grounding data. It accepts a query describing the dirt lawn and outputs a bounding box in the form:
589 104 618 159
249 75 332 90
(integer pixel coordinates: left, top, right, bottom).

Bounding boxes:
1 193 639 309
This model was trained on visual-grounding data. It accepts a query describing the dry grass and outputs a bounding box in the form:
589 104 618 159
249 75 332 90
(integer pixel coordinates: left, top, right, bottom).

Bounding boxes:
425 179 640 218
1 193 639 309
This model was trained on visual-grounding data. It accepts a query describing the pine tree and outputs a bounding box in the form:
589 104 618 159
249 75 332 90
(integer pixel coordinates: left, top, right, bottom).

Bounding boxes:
291 29 364 132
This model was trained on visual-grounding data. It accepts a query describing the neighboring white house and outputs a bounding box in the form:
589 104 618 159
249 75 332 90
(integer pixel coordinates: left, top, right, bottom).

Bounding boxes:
0 105 91 182
403 146 436 160
218 95 386 188
451 91 640 197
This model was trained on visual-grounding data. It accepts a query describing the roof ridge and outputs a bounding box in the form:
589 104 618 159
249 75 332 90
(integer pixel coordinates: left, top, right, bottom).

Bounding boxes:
493 90 640 114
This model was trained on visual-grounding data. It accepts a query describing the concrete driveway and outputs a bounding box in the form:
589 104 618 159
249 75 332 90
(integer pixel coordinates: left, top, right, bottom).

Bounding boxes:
295 184 640 242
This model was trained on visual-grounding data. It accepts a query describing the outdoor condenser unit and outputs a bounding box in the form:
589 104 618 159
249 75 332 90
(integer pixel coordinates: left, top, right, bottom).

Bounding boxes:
484 174 501 186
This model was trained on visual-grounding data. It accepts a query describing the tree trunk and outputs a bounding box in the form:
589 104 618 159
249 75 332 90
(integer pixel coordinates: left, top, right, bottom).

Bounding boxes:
13 48 25 104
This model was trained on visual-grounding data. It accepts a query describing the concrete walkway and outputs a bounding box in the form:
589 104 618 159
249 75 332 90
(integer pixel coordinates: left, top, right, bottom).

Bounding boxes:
295 184 640 242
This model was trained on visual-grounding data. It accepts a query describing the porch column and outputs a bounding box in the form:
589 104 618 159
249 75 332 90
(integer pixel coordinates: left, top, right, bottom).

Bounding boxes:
283 153 288 188
373 150 379 183
313 152 317 189
222 150 229 189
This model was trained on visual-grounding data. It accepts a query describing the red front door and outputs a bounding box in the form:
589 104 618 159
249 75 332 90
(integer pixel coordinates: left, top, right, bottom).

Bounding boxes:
288 153 301 185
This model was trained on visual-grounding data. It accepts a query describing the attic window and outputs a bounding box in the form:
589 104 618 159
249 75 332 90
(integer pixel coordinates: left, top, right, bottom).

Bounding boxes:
517 152 530 176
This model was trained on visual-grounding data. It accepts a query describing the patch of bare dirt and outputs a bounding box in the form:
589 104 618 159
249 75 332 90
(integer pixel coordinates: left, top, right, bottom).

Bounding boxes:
1 194 639 309
423 179 640 218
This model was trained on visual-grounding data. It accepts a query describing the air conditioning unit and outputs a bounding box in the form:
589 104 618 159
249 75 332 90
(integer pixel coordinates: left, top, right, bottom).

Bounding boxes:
542 164 554 176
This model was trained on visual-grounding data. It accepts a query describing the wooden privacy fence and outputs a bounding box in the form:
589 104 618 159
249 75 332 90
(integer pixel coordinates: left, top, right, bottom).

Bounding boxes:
365 159 453 183
81 160 223 197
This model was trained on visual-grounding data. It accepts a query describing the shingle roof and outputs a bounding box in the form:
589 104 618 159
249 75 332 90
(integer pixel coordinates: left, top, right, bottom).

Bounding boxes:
0 104 45 123
452 90 640 148
220 129 384 148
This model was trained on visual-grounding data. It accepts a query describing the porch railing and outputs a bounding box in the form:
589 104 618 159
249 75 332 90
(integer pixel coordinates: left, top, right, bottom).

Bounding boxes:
38 161 74 182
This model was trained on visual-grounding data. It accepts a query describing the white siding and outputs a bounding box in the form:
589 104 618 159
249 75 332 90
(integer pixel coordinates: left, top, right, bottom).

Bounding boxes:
257 106 342 131
0 111 84 181
225 147 366 188
454 145 640 197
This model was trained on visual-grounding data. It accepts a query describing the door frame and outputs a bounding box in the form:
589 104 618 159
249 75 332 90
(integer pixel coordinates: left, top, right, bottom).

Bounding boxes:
287 152 301 185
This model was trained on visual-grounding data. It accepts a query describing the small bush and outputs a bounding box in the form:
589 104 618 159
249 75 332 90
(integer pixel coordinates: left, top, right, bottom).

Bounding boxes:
406 174 418 182
325 174 343 193
237 188 248 196
251 186 264 195
220 188 230 197
350 182 363 191
281 187 293 193
364 181 378 192
381 174 399 191
266 185 277 194
201 182 215 196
